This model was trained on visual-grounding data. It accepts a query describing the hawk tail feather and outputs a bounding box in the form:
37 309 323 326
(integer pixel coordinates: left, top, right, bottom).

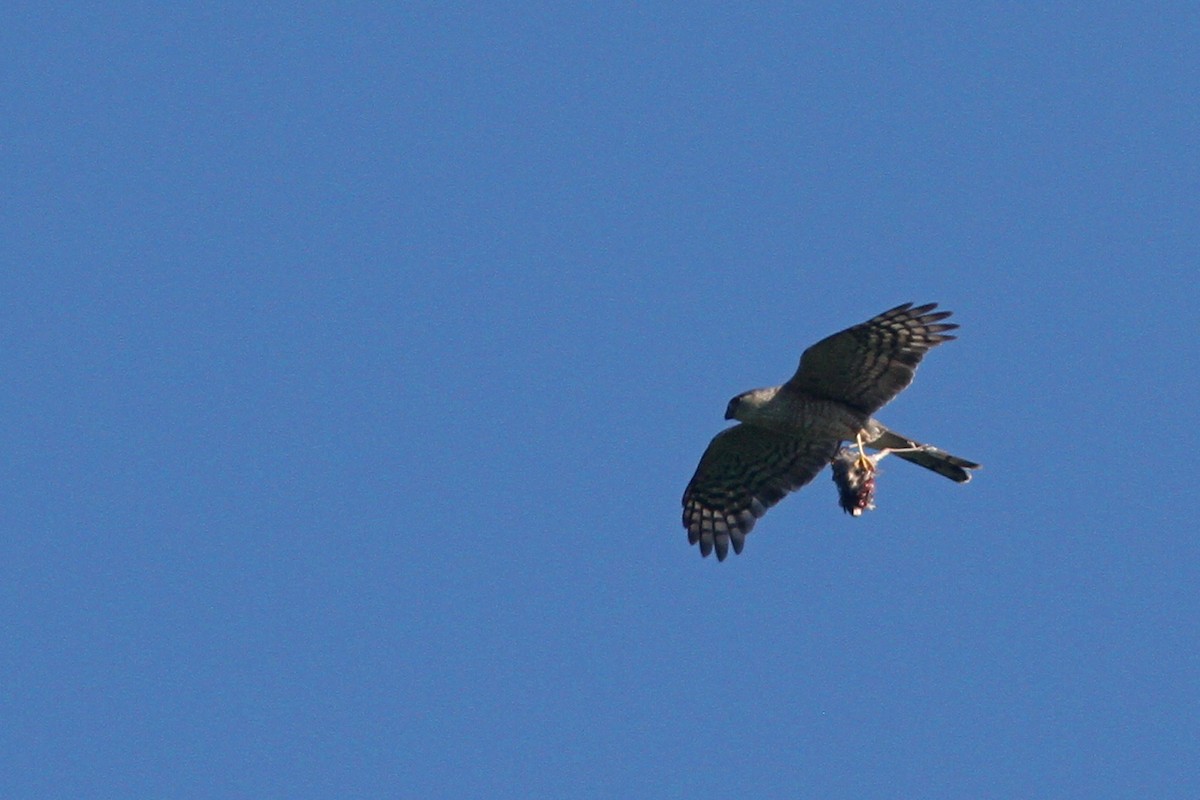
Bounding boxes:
865 427 979 483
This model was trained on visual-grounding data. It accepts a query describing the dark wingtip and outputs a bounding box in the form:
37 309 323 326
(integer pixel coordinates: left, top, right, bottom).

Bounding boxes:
713 535 729 561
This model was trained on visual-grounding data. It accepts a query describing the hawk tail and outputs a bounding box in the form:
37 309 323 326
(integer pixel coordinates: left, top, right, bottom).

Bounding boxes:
865 426 979 483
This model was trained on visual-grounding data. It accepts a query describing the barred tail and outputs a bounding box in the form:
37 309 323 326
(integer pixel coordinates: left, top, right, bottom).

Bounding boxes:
865 426 979 484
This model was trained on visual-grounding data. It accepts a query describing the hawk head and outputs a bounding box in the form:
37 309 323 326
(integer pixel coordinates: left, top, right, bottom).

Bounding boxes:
724 387 780 421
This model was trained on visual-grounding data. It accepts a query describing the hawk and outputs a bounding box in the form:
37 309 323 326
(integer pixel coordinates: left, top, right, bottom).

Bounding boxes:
682 302 979 560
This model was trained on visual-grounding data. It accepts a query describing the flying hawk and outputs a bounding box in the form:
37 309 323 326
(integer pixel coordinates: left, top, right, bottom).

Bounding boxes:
682 302 979 560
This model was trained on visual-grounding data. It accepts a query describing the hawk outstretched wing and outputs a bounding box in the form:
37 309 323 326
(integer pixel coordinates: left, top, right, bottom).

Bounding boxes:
682 425 839 561
784 302 958 415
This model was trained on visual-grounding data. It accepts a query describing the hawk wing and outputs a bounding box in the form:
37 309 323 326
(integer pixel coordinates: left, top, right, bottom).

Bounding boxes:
783 302 958 415
682 424 839 560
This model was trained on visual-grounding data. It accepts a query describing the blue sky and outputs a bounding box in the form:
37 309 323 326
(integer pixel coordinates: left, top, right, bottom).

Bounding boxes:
3 4 1198 798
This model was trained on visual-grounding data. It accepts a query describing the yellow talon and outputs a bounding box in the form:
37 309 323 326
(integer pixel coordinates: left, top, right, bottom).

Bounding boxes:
854 431 875 472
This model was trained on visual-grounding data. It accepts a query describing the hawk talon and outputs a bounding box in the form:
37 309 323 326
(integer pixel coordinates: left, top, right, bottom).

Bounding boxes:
854 435 929 472
854 432 875 472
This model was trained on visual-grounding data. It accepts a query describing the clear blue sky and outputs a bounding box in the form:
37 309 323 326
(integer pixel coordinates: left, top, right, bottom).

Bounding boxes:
3 5 1198 798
